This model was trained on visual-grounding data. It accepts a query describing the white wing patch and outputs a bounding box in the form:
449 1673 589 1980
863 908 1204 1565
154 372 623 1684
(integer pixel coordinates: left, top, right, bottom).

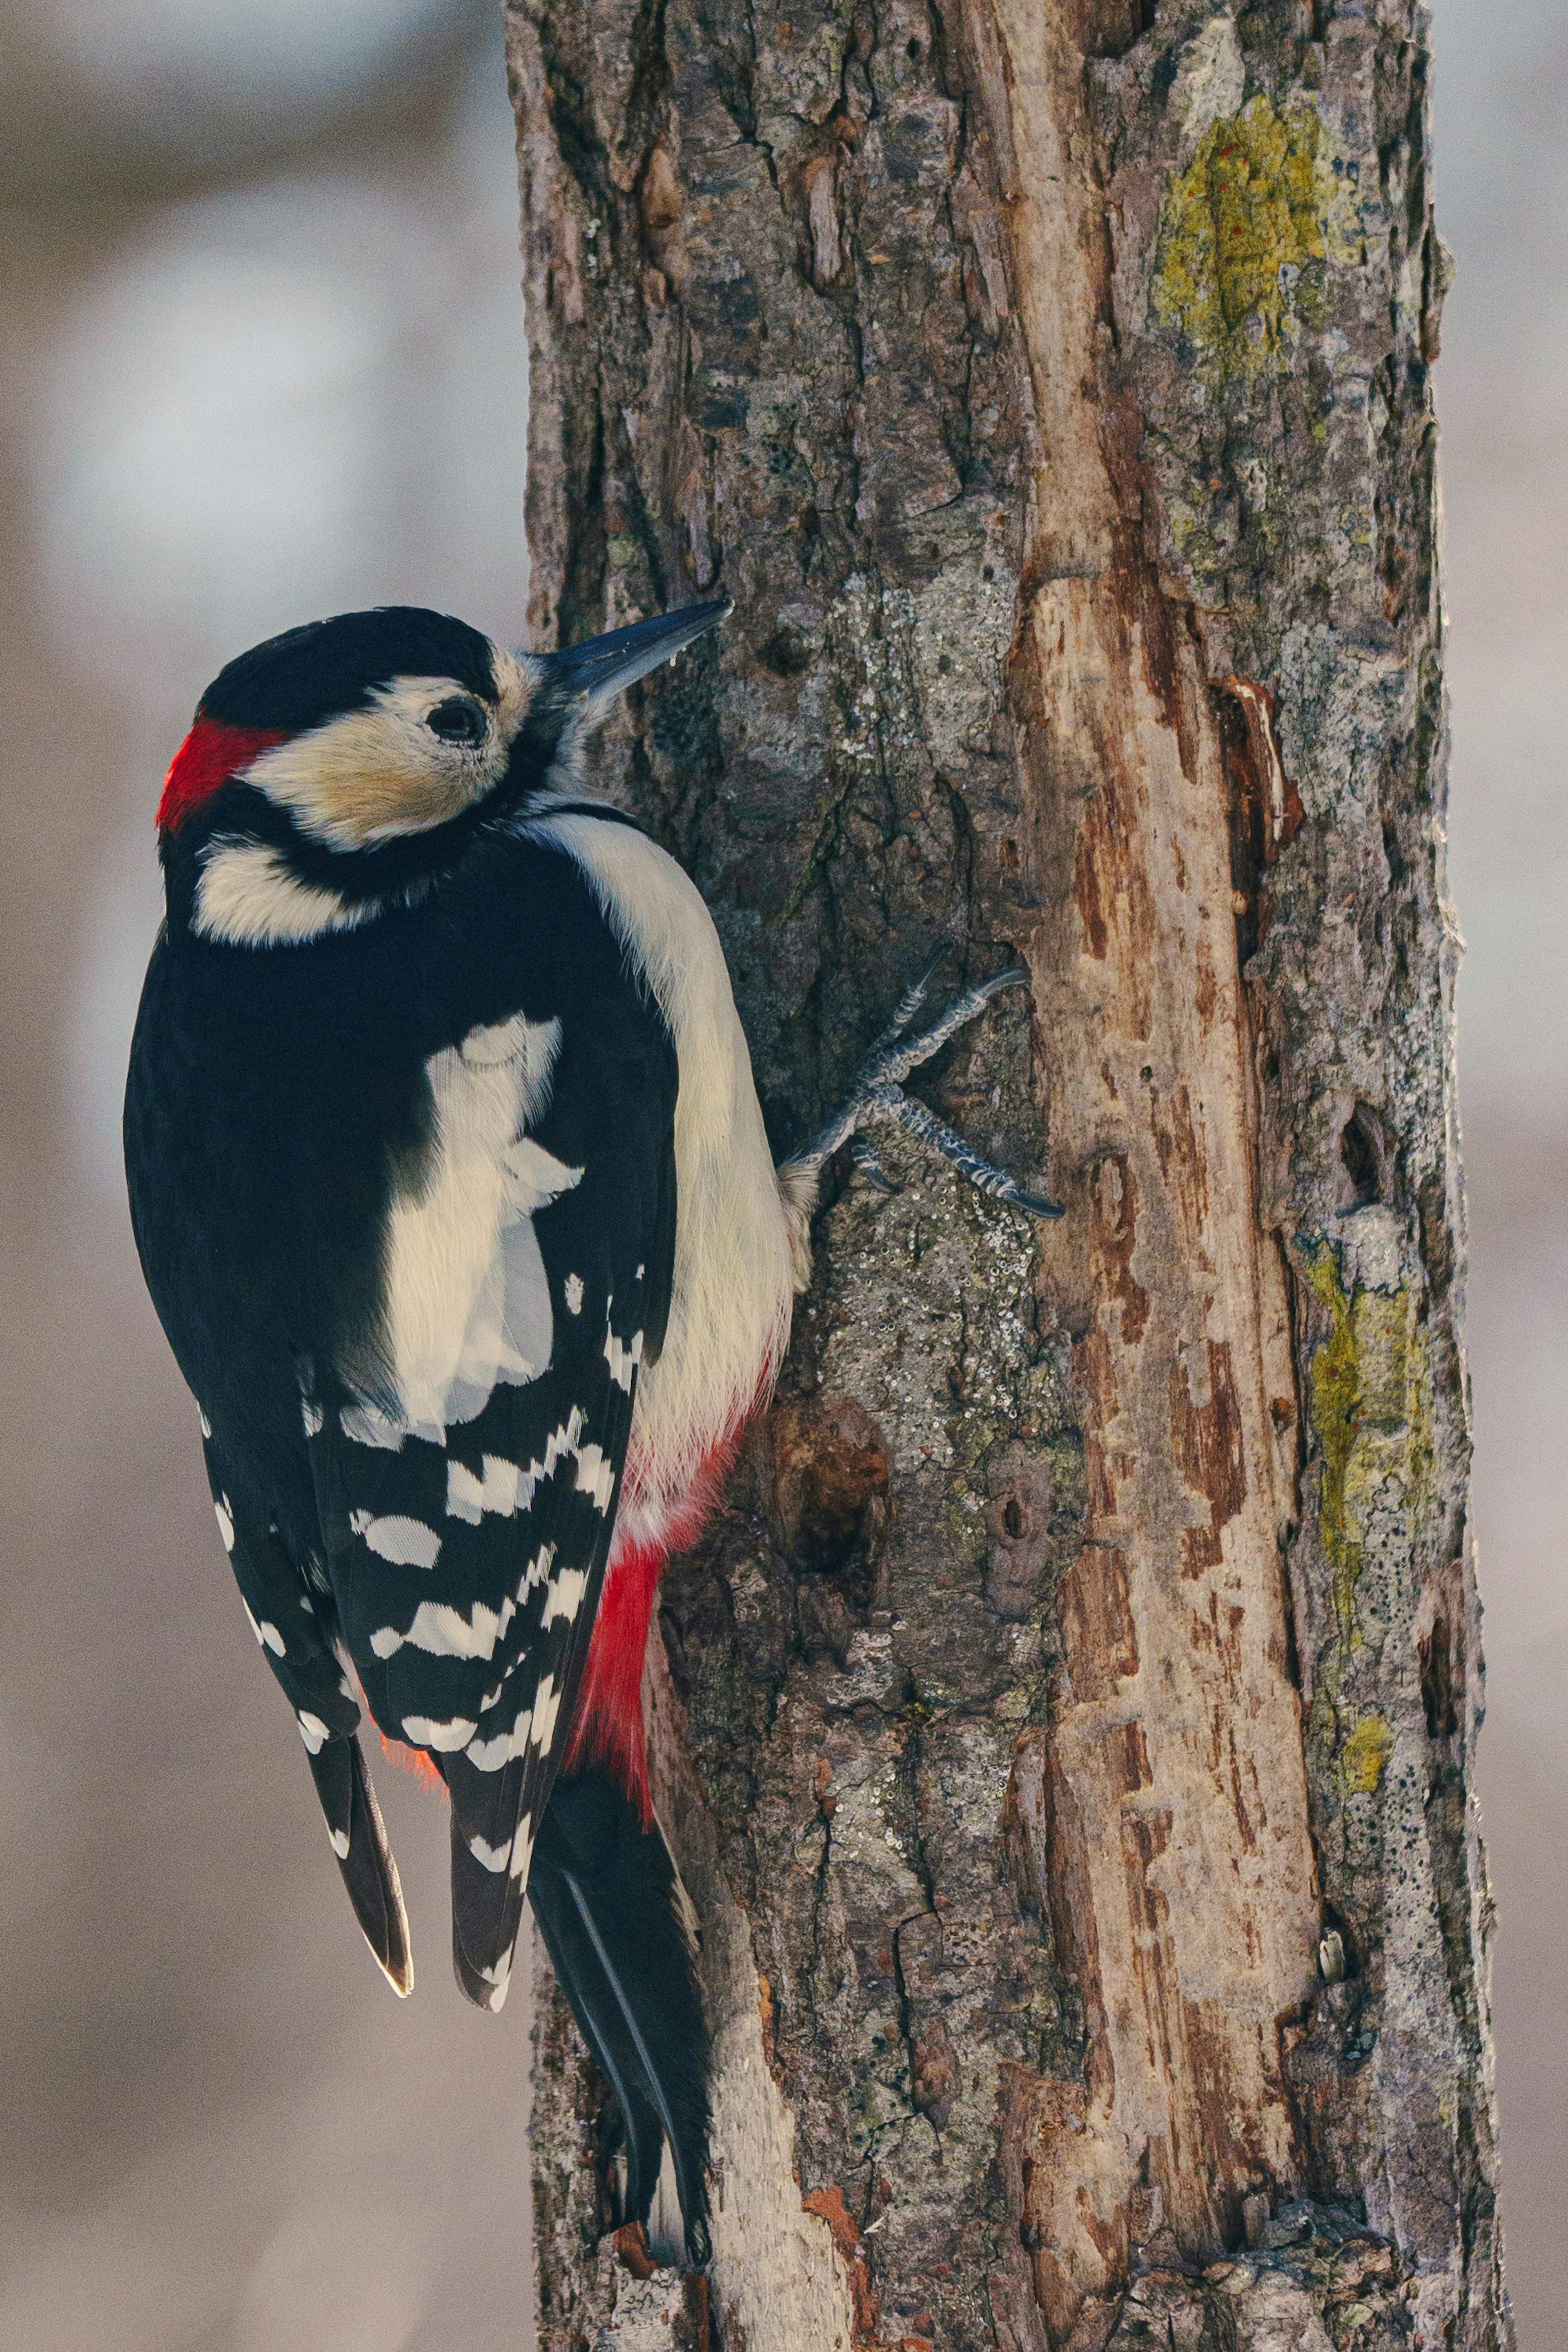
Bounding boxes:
370 1594 511 1663
510 1812 535 1887
565 1273 584 1315
239 1598 284 1659
445 1414 584 1525
530 1674 563 1752
374 1013 582 1441
469 1833 514 1873
540 1567 590 1628
604 1327 643 1392
467 1708 534 1772
400 1713 477 1752
574 1445 617 1513
349 1509 442 1569
445 1454 523 1523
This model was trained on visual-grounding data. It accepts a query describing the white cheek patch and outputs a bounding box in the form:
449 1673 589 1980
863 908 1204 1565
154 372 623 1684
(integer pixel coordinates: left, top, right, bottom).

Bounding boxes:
193 840 372 946
239 651 541 854
378 1014 582 1439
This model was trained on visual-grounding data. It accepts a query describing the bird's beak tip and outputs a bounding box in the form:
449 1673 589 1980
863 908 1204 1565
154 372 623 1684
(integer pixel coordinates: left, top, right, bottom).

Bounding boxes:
531 597 735 709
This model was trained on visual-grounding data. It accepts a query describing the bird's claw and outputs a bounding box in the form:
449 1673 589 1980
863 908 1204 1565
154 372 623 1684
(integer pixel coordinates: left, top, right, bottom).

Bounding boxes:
850 1132 900 1196
784 952 1065 1220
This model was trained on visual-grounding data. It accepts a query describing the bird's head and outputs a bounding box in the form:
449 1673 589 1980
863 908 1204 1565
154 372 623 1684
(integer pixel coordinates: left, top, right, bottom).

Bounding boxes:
155 600 731 946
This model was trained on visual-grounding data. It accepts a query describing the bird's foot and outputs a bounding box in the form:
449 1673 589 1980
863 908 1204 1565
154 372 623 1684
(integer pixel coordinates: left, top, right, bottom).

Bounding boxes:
782 950 1064 1220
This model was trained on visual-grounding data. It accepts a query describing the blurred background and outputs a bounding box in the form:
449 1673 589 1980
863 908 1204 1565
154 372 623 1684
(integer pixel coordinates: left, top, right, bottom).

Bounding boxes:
0 3 1560 2347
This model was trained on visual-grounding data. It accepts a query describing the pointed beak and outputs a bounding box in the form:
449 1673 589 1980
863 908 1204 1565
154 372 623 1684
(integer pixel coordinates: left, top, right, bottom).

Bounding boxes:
534 599 733 711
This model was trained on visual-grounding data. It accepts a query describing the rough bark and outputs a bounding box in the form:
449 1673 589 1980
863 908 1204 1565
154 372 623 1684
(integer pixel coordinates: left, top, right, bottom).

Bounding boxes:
506 3 1505 2348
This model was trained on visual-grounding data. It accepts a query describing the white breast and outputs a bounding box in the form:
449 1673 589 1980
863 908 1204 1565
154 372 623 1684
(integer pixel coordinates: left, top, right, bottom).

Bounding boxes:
521 808 795 1546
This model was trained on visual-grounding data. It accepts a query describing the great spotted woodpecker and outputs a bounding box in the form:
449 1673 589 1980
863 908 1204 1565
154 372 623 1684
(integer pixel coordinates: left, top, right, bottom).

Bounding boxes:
124 599 1058 2261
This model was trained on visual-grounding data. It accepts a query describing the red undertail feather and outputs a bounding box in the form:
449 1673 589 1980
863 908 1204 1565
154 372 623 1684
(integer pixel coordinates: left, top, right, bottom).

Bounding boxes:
567 1424 750 1823
158 718 287 832
567 1536 667 1824
379 1732 446 1794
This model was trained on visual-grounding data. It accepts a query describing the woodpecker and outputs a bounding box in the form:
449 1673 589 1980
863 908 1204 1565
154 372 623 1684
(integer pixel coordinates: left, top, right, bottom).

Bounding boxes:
125 598 1058 2263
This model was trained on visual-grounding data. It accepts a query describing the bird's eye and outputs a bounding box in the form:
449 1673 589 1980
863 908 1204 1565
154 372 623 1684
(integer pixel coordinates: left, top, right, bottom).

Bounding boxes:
426 697 487 746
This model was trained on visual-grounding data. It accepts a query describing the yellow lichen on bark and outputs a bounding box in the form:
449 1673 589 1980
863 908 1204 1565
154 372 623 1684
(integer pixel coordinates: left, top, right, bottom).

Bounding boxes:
1151 96 1360 375
1342 1712 1395 1796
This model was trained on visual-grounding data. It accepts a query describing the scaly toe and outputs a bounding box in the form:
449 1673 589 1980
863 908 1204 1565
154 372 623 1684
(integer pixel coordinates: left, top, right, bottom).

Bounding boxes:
880 1088 1065 1220
857 965 1029 1094
850 1133 900 1195
779 955 1055 1219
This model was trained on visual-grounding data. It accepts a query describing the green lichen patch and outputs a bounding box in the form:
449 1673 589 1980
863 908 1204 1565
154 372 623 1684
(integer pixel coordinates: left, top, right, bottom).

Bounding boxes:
1305 1245 1363 1648
1151 97 1353 378
1307 1242 1439 1721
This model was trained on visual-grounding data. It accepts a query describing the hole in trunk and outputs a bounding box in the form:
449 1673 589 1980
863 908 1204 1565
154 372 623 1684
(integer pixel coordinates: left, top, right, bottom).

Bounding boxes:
1339 1104 1386 1206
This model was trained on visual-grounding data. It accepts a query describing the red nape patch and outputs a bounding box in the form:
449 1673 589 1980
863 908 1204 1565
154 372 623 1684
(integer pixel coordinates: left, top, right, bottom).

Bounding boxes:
156 718 288 832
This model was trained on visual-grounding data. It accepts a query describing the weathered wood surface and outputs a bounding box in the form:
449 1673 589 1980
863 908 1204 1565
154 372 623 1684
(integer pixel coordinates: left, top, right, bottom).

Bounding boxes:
506 2 1505 2346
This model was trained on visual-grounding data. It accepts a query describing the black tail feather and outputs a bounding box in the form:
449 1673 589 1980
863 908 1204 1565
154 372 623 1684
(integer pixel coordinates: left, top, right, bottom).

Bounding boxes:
441 1750 532 2012
530 1769 711 2265
306 1735 413 1995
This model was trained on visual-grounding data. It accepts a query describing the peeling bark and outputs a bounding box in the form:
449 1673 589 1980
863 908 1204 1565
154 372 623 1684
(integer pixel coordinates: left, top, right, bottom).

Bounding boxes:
506 2 1505 2347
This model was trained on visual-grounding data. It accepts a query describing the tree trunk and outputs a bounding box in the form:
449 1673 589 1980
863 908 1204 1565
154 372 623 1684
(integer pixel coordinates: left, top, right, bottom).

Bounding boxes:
504 2 1506 2347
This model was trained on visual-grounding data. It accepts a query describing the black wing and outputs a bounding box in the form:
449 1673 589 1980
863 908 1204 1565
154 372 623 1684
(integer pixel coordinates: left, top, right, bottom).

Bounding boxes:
304 984 677 2008
199 1435 413 1993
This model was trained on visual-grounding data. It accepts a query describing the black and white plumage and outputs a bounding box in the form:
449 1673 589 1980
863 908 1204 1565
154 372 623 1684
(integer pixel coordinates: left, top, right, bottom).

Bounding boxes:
125 596 1055 2263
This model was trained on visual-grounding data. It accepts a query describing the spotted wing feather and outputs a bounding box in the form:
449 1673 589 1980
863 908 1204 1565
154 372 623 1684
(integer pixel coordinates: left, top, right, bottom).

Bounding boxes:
306 989 676 2008
200 1445 412 1991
